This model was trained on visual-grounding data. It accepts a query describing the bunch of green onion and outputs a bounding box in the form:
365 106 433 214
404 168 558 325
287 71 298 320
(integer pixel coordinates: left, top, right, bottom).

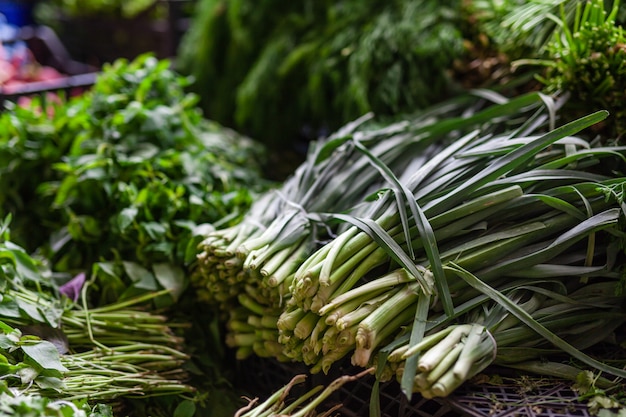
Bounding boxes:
383 279 625 398
192 97 467 353
280 99 626 399
192 91 556 360
283 103 626 394
196 89 626 402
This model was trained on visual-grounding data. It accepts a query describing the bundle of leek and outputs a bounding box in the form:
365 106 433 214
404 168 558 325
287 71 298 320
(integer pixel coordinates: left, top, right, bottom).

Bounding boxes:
192 98 476 312
192 90 559 360
279 98 626 396
384 279 625 398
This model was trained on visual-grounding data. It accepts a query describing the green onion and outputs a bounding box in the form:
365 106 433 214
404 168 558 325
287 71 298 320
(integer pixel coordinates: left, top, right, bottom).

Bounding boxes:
197 90 626 404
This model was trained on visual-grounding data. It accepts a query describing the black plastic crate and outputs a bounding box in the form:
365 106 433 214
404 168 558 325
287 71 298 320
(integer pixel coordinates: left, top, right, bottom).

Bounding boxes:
235 356 602 417
448 378 591 417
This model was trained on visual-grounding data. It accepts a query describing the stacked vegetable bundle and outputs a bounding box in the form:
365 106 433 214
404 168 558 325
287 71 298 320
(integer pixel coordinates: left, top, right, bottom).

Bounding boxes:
194 89 626 410
0 216 193 413
192 92 508 357
0 53 270 306
0 54 271 416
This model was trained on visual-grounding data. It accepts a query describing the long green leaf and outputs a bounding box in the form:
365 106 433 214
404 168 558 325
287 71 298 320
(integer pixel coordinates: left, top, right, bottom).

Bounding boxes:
331 214 433 295
424 111 609 216
446 263 626 379
483 169 609 189
429 186 523 228
314 112 374 164
507 264 607 279
479 208 619 276
522 194 587 220
537 147 626 170
411 92 542 139
352 138 454 315
400 291 431 399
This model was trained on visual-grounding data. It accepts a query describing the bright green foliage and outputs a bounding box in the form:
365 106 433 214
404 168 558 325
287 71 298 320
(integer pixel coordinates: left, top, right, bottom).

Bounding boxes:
466 0 579 58
0 393 112 417
466 1 626 57
0 321 67 395
537 0 626 137
470 0 626 137
0 54 270 305
0 55 265 414
177 0 465 149
0 221 203 411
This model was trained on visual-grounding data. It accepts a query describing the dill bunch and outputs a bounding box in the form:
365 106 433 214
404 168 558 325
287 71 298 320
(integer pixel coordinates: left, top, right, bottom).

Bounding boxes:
177 0 465 150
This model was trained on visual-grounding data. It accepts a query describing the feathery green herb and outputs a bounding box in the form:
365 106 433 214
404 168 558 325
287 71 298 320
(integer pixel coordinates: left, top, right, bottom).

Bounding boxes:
177 0 465 149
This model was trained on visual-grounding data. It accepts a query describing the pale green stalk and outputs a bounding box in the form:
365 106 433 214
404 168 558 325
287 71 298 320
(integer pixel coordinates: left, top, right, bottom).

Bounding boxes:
354 300 418 367
317 269 414 315
417 325 472 372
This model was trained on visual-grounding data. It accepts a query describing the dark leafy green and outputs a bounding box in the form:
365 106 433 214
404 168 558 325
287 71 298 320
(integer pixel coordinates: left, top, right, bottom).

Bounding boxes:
535 0 626 137
0 392 113 417
0 54 271 305
0 320 66 394
177 0 465 150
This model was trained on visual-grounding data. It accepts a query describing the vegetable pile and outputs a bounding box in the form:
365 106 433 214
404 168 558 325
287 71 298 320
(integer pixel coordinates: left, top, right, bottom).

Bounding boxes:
194 87 626 410
0 53 269 306
0 54 271 416
0 215 193 414
2 0 626 416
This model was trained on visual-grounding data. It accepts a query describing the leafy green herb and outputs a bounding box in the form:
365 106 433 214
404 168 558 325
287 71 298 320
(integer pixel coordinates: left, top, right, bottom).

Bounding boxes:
177 0 465 149
466 0 579 59
0 393 113 417
0 223 198 411
0 54 270 305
